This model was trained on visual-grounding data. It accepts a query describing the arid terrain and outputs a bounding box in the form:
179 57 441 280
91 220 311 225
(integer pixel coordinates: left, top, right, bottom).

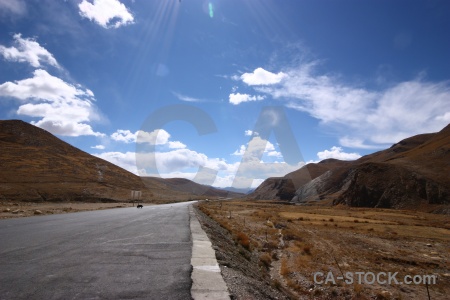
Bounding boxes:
0 201 137 219
249 124 450 212
1 120 449 299
197 200 450 299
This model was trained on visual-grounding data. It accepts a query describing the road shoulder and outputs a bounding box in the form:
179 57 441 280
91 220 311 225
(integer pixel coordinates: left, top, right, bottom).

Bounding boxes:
189 205 230 300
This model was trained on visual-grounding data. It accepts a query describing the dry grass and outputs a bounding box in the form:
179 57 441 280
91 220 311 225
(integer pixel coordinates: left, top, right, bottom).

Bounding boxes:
198 200 450 299
235 231 251 250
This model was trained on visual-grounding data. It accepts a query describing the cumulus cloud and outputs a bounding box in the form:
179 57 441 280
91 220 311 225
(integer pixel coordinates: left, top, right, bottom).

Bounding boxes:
97 146 300 189
246 62 450 147
91 145 105 150
244 130 253 136
111 128 186 149
110 129 136 143
0 33 59 68
317 146 361 161
97 132 302 189
78 0 134 29
94 151 139 174
0 69 104 136
232 136 282 159
229 93 265 105
241 67 287 85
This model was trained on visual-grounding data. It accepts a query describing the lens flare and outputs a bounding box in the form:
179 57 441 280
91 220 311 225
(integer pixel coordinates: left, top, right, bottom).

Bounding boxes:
208 2 214 18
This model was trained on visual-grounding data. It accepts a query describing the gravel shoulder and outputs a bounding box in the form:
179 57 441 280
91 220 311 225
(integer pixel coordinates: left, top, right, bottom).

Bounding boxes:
193 204 292 300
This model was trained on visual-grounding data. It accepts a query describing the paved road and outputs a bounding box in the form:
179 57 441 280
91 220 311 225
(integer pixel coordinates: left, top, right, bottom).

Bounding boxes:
0 202 193 300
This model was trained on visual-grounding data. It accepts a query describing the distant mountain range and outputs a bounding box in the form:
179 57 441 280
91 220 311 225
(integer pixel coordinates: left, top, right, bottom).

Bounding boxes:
0 120 243 203
219 186 254 194
3 119 448 211
248 124 450 212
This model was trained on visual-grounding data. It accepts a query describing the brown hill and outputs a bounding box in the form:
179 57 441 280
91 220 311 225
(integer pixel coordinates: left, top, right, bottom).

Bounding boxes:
249 124 450 210
0 120 236 203
141 177 243 199
0 120 153 202
330 124 450 209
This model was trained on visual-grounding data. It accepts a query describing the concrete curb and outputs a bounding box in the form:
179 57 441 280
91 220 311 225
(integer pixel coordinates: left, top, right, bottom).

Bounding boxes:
189 205 230 300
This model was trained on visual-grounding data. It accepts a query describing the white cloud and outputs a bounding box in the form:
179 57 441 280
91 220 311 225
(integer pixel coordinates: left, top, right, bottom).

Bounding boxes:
168 141 187 149
111 128 186 149
97 132 303 189
250 62 450 147
172 92 202 102
241 67 287 86
232 145 246 156
0 0 26 16
436 112 450 122
0 69 104 137
339 136 385 150
0 33 59 68
98 147 302 189
100 128 305 190
137 129 171 145
78 0 134 29
94 151 139 174
317 146 361 161
232 136 282 159
244 130 253 136
110 129 137 143
91 145 105 150
229 93 265 105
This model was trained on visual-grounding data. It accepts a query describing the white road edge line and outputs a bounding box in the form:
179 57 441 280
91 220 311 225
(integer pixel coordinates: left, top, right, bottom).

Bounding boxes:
189 204 230 300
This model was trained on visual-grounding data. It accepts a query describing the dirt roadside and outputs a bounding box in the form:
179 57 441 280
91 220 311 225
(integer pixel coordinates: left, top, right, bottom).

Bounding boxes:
196 200 450 300
0 201 140 219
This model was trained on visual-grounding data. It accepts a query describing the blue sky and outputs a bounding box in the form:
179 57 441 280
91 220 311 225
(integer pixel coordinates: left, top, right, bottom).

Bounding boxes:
1 0 449 189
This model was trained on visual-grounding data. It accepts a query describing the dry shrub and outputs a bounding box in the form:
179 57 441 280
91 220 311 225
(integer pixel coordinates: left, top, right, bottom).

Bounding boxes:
271 251 279 260
303 245 312 255
280 257 290 276
235 231 251 250
263 240 279 251
282 228 303 242
259 252 272 269
220 220 233 232
354 283 363 296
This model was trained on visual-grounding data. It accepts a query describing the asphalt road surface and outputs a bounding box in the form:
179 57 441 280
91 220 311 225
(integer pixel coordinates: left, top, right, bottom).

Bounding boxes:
0 202 193 300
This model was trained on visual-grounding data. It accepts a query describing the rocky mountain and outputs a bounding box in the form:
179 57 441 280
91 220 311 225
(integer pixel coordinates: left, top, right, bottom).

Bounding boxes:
249 124 450 210
248 159 350 200
0 120 239 203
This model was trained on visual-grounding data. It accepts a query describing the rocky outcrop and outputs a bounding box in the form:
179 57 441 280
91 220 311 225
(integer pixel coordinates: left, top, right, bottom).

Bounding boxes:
290 124 450 210
332 163 449 208
248 159 350 200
